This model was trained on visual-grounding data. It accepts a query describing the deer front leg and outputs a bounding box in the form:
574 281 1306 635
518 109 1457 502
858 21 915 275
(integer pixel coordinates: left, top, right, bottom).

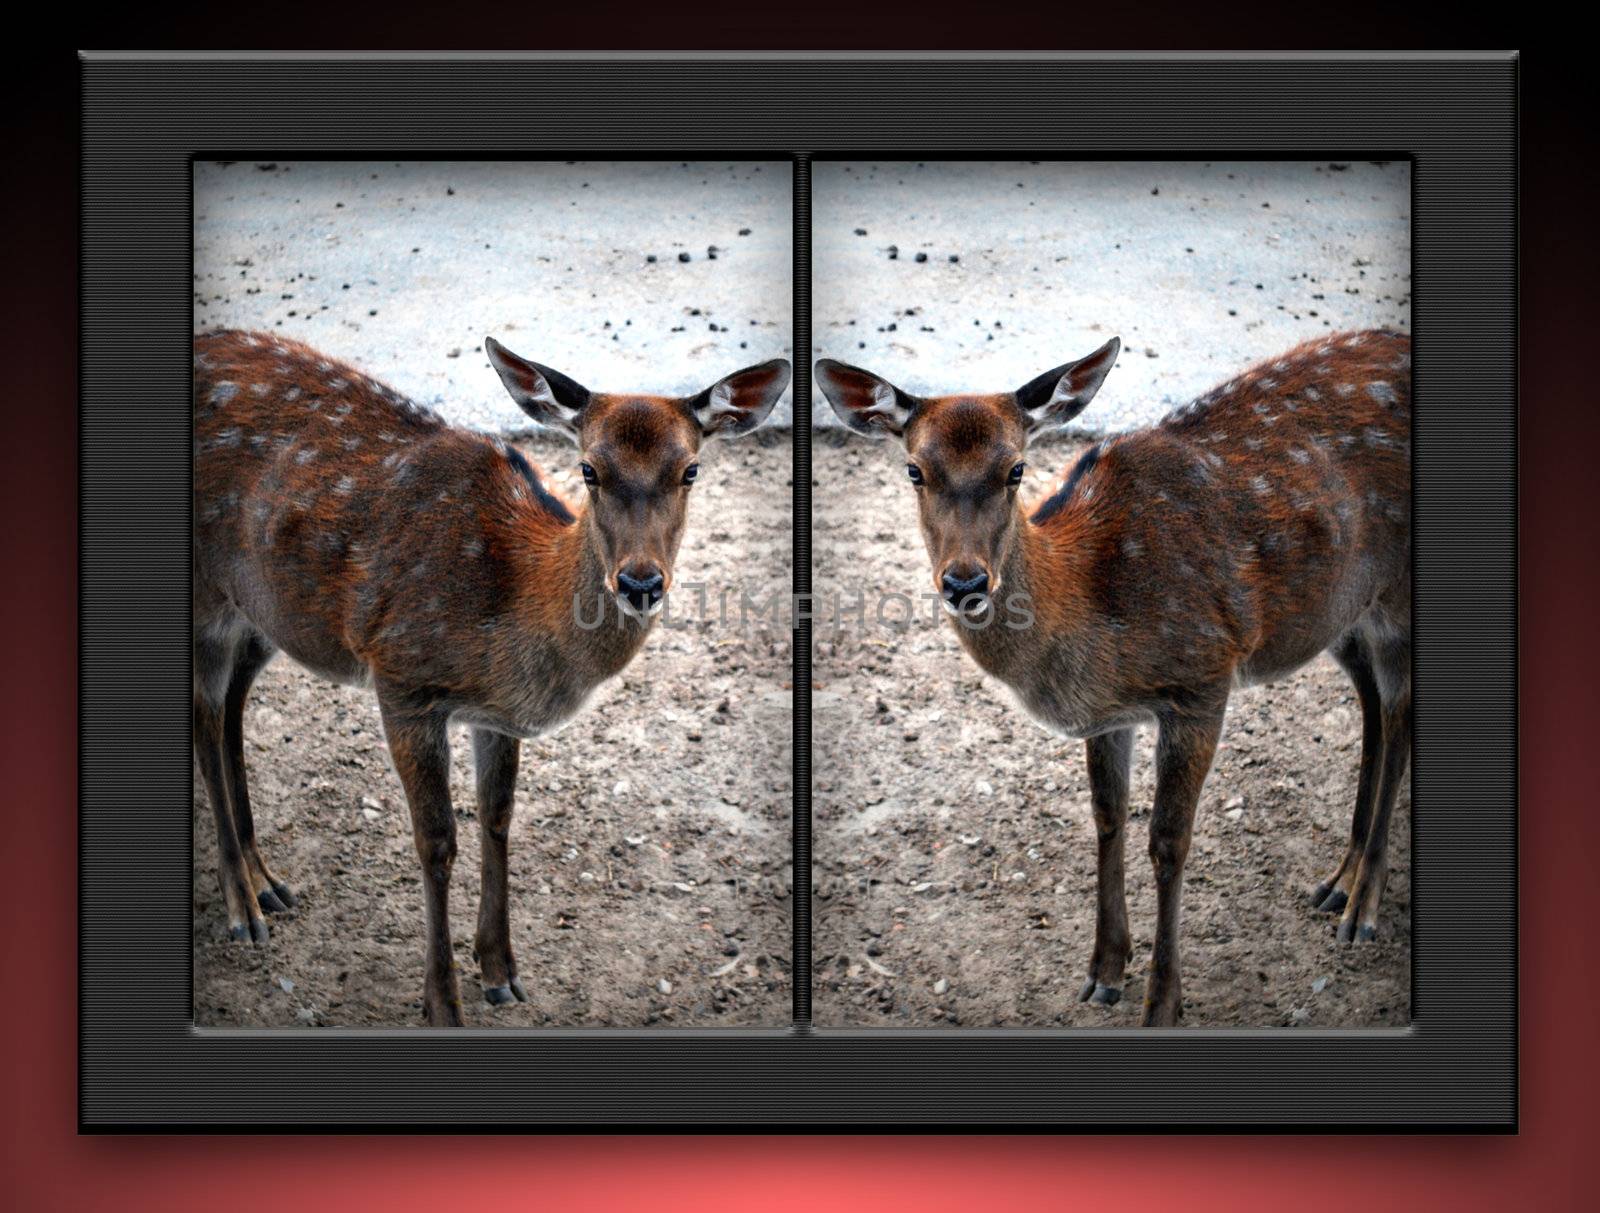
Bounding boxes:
377 694 463 1027
472 727 527 1007
1079 726 1134 1006
1144 700 1226 1027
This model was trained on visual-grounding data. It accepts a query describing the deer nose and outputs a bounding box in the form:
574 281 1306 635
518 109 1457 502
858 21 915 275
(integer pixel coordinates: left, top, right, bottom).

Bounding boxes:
617 568 666 613
941 568 990 608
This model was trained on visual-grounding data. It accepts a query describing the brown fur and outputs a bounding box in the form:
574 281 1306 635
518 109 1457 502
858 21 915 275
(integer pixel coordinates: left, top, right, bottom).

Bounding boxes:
818 331 1412 1025
194 329 788 1023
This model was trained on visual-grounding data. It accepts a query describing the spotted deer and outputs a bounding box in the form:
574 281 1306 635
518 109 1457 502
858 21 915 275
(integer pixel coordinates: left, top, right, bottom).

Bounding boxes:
817 330 1410 1026
194 330 789 1025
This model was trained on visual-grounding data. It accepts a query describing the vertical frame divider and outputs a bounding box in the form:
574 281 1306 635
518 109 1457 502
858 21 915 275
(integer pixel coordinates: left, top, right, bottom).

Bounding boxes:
791 154 813 1031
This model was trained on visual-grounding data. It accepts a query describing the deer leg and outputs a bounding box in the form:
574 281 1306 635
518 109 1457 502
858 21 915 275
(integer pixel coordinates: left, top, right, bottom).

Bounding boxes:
378 694 463 1026
472 727 527 1007
196 627 268 944
1078 726 1134 1006
196 695 268 946
1143 700 1226 1027
221 634 295 914
1314 631 1385 915
1339 633 1411 944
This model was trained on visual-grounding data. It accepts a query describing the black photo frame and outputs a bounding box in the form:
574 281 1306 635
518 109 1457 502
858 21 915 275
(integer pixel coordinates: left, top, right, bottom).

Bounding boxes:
81 51 1516 1128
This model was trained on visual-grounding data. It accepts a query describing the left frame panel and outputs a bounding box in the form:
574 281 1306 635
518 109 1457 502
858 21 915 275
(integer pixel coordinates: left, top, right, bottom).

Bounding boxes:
82 53 808 1128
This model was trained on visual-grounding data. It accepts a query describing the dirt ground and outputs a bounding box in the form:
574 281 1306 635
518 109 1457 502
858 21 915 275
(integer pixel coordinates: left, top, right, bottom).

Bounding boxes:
811 435 1411 1028
193 433 793 1029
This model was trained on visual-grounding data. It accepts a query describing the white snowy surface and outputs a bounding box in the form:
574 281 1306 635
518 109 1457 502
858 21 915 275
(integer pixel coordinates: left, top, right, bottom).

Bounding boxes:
811 160 1410 434
193 160 795 430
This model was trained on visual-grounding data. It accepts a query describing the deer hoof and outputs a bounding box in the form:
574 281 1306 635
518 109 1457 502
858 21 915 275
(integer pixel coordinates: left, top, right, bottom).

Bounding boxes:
1314 887 1348 914
229 917 270 945
257 881 297 912
484 977 528 1006
1336 917 1378 944
1078 980 1122 1006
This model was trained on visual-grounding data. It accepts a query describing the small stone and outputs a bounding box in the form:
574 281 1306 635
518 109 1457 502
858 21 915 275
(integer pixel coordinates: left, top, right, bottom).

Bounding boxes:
294 1006 317 1024
1224 795 1245 810
361 807 381 822
276 976 295 994
1225 807 1244 823
579 871 596 883
613 779 631 797
1312 976 1329 994
976 779 994 797
933 977 949 995
624 833 646 847
677 251 691 263
361 796 382 810
657 978 673 995
1010 871 1026 882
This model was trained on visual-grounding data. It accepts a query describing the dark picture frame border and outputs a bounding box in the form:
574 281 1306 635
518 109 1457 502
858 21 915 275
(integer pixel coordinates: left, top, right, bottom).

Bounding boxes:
81 51 1516 1128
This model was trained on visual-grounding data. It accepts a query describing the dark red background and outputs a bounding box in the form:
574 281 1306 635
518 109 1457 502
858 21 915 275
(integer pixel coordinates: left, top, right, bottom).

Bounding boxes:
7 18 1592 1211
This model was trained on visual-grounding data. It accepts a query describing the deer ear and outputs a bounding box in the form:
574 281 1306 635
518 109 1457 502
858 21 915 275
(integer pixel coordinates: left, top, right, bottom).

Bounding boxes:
691 358 791 439
485 336 590 442
1016 337 1121 439
815 359 916 438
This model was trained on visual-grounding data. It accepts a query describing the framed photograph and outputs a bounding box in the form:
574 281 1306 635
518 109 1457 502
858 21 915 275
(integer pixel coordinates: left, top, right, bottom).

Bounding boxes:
80 51 1516 1128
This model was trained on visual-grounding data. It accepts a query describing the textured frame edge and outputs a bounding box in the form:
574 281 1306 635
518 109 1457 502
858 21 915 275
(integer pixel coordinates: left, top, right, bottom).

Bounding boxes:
81 51 1515 1128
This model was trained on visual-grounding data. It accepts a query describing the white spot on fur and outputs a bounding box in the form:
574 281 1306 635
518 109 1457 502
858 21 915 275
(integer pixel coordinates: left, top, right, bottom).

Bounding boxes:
209 382 239 405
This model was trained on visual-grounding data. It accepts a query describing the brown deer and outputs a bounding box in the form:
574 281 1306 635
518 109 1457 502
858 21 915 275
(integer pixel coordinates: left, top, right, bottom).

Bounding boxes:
817 331 1410 1026
194 330 789 1025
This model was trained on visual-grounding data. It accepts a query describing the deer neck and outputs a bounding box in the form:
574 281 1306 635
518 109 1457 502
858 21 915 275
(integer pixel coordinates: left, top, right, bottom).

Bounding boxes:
950 500 1091 682
513 507 656 682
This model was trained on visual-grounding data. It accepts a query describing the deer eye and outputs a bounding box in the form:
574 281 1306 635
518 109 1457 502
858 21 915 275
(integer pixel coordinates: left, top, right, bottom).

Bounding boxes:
1008 462 1026 485
906 464 924 485
682 463 699 486
580 462 597 485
